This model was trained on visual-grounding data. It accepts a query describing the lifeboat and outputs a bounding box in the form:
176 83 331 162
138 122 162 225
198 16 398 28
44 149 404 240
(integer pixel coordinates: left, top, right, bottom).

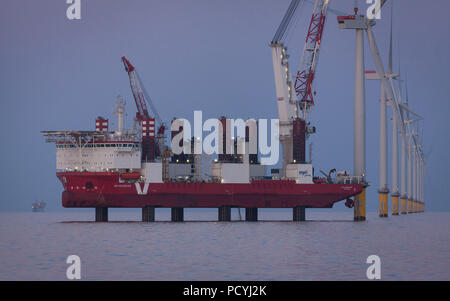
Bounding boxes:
313 177 327 184
120 171 141 180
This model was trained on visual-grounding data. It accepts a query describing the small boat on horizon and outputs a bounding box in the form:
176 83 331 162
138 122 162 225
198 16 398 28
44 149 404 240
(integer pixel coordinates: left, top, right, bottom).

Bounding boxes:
32 201 46 212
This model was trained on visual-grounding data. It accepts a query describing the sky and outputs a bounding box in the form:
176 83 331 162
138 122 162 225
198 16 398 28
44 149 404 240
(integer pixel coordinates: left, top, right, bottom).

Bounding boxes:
0 0 449 212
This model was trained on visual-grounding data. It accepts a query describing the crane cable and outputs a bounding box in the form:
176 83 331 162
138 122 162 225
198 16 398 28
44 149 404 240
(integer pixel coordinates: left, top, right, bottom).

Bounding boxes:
135 70 164 128
271 0 305 43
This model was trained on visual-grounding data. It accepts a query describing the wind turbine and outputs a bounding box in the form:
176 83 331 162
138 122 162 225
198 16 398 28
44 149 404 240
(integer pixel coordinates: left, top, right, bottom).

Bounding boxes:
396 69 409 215
337 4 369 221
364 6 396 218
338 0 426 220
398 70 408 214
399 75 425 213
337 0 390 221
387 8 401 216
337 0 404 220
362 2 399 218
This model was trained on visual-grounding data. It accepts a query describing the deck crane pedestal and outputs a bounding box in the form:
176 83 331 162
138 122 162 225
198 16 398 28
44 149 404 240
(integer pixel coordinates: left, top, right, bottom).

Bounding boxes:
122 56 166 162
270 0 329 177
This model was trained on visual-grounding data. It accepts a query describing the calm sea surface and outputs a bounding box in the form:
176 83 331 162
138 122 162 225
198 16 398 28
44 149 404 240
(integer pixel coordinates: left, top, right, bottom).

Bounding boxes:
0 210 449 280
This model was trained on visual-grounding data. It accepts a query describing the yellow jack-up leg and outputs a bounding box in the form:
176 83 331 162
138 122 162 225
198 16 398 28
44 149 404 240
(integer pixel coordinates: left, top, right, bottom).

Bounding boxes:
400 198 407 214
392 195 399 215
378 192 388 217
355 188 366 221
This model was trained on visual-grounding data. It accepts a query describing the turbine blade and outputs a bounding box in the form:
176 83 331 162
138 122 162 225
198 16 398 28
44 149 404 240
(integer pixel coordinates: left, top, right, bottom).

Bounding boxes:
388 2 393 75
405 73 409 105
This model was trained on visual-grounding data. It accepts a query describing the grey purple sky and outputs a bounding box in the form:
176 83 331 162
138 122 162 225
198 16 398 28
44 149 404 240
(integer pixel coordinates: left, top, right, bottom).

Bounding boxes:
0 0 449 211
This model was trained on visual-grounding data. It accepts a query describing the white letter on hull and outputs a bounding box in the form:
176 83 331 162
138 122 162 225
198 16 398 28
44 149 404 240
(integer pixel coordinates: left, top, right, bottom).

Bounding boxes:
135 183 149 195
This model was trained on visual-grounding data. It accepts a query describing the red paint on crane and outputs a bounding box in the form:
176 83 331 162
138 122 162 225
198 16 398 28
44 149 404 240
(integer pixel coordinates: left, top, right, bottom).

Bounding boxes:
294 3 328 106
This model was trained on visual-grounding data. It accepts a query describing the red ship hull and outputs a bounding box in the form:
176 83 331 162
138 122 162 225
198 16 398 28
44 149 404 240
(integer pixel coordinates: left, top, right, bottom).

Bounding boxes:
57 172 363 208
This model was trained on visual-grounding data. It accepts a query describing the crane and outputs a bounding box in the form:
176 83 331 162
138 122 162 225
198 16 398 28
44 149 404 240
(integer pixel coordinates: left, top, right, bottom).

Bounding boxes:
121 56 166 161
270 0 302 176
294 0 329 118
270 0 330 176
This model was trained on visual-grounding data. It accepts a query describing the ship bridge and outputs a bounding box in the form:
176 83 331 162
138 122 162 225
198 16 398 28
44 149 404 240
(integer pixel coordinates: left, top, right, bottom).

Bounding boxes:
42 130 141 172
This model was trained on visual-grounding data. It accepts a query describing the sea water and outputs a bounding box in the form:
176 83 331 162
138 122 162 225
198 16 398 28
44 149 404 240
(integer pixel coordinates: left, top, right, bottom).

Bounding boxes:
0 210 449 280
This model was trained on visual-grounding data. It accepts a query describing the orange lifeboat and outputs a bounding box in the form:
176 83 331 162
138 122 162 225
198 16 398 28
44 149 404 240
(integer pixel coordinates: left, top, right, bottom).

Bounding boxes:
120 171 141 180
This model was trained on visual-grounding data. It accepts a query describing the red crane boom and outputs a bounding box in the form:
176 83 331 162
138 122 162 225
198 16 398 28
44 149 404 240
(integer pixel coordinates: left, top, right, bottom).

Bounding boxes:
122 56 165 161
294 0 329 113
121 56 151 120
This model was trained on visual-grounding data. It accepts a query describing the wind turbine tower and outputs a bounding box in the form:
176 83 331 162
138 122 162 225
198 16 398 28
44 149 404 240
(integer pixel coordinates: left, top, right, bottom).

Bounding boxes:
337 5 368 221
